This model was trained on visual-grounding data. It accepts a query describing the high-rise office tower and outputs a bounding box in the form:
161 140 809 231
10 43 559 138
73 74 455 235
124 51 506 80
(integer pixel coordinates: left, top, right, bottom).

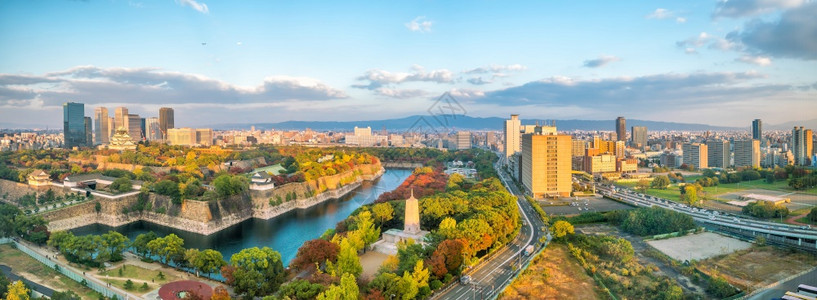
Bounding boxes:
94 107 110 145
793 126 808 166
145 117 162 141
734 139 760 168
115 107 128 129
682 143 708 169
504 114 521 157
521 130 572 198
806 129 814 161
84 117 93 147
752 119 762 141
140 118 146 140
127 114 142 142
108 117 115 139
616 117 626 142
631 126 647 149
706 140 730 168
456 131 471 150
159 107 174 140
63 102 86 149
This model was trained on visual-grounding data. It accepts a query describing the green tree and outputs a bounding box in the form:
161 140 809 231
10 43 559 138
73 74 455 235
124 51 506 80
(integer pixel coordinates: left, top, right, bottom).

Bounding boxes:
316 273 358 300
153 180 181 204
191 249 227 278
229 247 286 298
147 234 185 265
371 202 394 226
681 185 700 206
437 217 457 240
636 179 650 193
651 175 671 189
123 279 135 290
131 231 158 257
276 280 325 300
330 238 362 277
101 231 129 262
109 177 133 194
355 211 380 249
213 174 249 198
550 220 574 240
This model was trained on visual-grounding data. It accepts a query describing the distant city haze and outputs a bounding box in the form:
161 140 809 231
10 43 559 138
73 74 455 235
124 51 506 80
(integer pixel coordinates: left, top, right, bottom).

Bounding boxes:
1 1 816 127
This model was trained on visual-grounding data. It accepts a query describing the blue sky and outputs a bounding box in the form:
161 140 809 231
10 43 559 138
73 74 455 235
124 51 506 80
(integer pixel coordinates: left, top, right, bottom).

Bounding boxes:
1 0 815 128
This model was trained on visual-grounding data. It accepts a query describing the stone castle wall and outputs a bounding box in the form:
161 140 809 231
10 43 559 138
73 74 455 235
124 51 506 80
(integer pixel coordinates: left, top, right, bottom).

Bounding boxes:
43 161 383 235
0 179 71 204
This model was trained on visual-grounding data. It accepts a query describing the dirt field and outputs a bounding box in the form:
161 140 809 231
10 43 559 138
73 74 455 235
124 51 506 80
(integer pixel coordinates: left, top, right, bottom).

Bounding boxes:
501 243 600 300
359 251 390 281
698 246 817 291
647 232 752 262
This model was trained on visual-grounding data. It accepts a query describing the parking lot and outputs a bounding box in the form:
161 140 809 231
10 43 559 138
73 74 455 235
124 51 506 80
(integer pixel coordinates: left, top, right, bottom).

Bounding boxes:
541 195 635 216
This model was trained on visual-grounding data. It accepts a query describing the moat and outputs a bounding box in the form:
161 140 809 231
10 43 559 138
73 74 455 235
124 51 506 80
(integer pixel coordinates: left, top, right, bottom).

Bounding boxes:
72 168 411 265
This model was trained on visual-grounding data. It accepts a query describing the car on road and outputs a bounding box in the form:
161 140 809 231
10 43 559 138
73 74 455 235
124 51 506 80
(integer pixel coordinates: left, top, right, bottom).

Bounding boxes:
460 275 472 285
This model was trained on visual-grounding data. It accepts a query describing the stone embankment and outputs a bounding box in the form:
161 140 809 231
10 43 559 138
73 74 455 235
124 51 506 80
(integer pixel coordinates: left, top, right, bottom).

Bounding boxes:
40 162 384 235
381 162 425 169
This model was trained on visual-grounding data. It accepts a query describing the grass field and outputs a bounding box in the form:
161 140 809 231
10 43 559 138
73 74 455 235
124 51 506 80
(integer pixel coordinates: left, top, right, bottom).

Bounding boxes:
98 264 179 283
697 246 817 291
0 244 102 299
251 163 285 175
500 244 600 300
615 177 815 204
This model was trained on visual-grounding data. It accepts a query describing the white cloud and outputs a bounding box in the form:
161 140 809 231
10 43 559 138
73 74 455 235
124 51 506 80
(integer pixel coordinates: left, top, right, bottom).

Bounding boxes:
646 8 673 19
714 0 804 18
352 65 453 90
676 17 687 23
685 48 699 55
737 55 772 65
677 32 741 52
405 16 432 32
467 77 493 85
463 64 527 75
582 55 621 68
177 0 209 14
0 66 347 108
374 88 428 99
728 2 817 60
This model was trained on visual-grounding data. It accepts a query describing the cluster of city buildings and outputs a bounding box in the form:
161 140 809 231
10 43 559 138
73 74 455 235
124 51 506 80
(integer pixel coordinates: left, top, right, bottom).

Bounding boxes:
0 131 63 151
502 115 817 199
61 102 214 150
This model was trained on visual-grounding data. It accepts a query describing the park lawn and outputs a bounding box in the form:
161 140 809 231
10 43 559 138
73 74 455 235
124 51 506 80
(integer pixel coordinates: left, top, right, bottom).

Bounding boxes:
98 264 179 283
252 163 285 175
0 244 102 299
99 278 155 296
615 182 682 202
501 243 600 300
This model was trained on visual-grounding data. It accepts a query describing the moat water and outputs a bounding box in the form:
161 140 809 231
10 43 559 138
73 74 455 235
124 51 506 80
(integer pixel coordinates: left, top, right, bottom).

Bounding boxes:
72 168 411 266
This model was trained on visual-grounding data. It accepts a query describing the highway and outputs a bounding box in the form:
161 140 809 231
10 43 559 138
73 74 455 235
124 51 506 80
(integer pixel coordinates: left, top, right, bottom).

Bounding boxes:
595 184 817 250
433 159 549 300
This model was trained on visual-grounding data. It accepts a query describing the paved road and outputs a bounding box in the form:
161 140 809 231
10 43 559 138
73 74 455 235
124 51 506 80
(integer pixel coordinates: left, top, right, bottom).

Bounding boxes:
433 161 549 300
747 267 817 300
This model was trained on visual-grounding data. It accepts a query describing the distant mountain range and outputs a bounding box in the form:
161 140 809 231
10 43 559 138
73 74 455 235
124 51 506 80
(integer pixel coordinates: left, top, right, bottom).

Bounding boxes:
211 115 745 132
767 118 817 131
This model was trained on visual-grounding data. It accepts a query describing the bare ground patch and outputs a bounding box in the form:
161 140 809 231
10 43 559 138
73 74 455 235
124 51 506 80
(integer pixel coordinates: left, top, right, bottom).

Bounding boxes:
698 246 817 291
647 232 752 262
501 243 600 300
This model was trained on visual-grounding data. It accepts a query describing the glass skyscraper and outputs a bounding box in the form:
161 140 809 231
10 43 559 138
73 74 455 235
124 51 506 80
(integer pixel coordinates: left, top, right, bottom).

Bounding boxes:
63 102 86 148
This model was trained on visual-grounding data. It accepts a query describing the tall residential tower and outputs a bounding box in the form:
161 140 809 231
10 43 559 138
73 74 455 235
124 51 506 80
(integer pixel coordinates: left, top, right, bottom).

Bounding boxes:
504 114 521 157
159 107 174 140
615 117 626 142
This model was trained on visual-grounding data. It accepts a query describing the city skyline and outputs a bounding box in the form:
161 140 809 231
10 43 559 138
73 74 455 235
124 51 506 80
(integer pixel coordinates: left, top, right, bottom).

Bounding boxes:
1 0 816 128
